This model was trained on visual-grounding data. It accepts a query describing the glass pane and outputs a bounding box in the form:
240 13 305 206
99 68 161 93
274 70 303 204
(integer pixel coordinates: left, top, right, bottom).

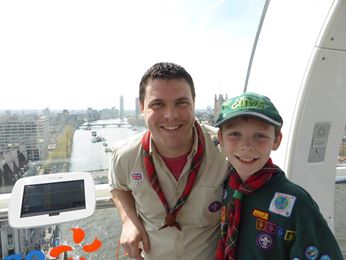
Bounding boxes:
335 125 346 257
337 125 346 166
335 182 346 257
0 0 266 258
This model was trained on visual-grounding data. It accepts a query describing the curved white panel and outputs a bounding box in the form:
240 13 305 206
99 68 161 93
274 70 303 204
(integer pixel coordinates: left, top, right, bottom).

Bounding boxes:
247 0 346 229
286 48 346 229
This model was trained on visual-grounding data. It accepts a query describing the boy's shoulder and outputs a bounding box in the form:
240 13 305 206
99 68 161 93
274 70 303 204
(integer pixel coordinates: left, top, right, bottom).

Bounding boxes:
200 123 219 145
268 171 318 209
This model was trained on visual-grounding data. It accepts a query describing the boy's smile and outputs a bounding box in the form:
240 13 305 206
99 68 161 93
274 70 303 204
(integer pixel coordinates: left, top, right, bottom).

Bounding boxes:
218 117 282 181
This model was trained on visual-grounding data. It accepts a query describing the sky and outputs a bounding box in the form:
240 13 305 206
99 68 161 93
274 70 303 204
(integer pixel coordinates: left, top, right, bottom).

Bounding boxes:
0 0 265 111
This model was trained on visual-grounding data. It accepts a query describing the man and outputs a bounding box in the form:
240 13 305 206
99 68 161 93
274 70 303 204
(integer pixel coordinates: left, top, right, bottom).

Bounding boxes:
108 62 228 259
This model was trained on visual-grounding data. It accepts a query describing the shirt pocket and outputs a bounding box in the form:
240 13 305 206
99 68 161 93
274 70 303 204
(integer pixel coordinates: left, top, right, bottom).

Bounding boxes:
128 173 168 227
182 185 223 227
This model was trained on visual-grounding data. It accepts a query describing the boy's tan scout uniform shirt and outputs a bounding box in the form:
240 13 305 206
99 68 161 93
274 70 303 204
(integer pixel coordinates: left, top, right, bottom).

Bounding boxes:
109 124 228 260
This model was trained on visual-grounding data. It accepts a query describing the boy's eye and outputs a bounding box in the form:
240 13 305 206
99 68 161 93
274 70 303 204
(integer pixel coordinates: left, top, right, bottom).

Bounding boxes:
254 133 268 139
227 131 241 137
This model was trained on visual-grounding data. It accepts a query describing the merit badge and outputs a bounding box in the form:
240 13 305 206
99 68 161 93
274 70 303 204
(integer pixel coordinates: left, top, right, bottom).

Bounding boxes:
256 218 266 230
269 192 296 217
256 219 276 234
208 201 221 212
131 172 143 181
277 226 286 239
256 232 273 250
252 209 269 220
284 230 296 241
319 255 331 260
304 245 319 260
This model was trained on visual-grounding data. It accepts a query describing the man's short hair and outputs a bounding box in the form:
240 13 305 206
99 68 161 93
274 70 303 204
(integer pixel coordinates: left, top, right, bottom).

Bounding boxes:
139 62 195 103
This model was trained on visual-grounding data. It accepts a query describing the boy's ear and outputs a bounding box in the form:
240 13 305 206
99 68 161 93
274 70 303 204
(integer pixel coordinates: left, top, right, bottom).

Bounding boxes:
217 128 224 147
272 132 282 151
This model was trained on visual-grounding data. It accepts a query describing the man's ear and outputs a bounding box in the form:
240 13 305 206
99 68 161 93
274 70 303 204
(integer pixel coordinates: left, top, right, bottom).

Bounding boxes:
272 132 282 151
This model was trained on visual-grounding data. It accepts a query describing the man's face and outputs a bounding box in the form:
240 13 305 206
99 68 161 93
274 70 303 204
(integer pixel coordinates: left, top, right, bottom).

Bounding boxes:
218 117 282 181
141 79 195 157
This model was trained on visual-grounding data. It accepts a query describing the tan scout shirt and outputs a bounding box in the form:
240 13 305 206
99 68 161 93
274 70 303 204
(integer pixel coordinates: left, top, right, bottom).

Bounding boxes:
109 123 228 260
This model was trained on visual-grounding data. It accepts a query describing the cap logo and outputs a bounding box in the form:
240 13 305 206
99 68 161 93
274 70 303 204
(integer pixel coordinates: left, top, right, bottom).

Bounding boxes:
215 92 283 128
231 96 265 110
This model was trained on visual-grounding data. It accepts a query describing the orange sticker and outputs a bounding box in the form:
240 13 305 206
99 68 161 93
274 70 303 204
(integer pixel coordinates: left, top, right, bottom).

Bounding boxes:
49 227 102 259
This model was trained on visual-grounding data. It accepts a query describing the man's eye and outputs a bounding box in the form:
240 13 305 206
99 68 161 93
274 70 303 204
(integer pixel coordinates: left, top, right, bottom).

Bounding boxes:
150 103 162 109
177 101 189 107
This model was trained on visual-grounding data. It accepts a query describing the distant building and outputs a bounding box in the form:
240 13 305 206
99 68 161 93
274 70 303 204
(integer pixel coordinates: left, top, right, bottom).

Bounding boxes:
86 107 99 122
120 96 124 119
214 93 228 123
0 115 49 161
135 97 140 120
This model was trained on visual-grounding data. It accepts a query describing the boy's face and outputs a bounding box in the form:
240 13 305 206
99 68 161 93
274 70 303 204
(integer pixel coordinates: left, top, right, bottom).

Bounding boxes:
218 116 282 181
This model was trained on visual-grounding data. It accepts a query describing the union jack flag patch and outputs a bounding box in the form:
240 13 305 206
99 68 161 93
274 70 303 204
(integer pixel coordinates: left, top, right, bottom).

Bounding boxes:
131 172 144 181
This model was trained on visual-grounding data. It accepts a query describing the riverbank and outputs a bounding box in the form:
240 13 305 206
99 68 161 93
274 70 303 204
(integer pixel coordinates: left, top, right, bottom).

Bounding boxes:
41 124 75 174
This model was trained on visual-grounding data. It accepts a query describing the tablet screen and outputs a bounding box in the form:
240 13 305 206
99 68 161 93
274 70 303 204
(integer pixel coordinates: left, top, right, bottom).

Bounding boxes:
21 180 86 217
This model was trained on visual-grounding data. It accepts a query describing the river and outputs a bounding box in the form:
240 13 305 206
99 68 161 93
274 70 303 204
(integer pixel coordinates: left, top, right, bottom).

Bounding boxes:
59 119 346 259
60 119 146 259
69 119 145 174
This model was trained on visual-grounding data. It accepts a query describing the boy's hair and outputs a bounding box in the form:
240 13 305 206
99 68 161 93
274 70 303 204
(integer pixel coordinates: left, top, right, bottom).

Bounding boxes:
215 92 283 136
139 62 195 103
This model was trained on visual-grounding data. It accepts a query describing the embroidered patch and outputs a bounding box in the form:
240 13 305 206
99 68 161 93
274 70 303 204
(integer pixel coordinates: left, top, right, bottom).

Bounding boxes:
269 192 296 217
256 219 276 234
208 201 221 212
256 218 266 230
319 255 331 260
253 209 269 220
256 232 273 250
284 230 296 241
276 226 296 241
131 172 143 181
277 226 286 239
304 245 319 260
223 188 227 200
266 222 276 233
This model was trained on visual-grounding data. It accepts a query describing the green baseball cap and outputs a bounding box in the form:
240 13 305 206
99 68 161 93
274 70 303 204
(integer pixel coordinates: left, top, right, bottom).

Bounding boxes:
215 92 283 127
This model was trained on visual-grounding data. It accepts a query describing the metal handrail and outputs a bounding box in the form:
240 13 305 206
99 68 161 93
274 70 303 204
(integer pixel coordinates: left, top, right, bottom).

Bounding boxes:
243 0 271 93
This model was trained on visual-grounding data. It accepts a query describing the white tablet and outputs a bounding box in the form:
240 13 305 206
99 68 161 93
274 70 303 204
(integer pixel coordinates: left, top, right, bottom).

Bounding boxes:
8 172 96 228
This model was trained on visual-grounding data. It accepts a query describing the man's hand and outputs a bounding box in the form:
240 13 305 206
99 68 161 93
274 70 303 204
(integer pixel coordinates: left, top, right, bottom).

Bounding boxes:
120 218 150 259
111 189 150 259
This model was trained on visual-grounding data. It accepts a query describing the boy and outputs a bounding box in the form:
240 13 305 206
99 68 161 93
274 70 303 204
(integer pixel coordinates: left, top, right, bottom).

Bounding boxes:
215 92 343 259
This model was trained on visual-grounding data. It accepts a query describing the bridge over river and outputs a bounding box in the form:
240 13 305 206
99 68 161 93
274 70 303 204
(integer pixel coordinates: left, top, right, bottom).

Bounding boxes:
78 121 134 129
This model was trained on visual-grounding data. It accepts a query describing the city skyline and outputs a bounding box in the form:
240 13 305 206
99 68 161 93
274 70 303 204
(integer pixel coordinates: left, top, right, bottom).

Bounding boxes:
0 92 229 113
